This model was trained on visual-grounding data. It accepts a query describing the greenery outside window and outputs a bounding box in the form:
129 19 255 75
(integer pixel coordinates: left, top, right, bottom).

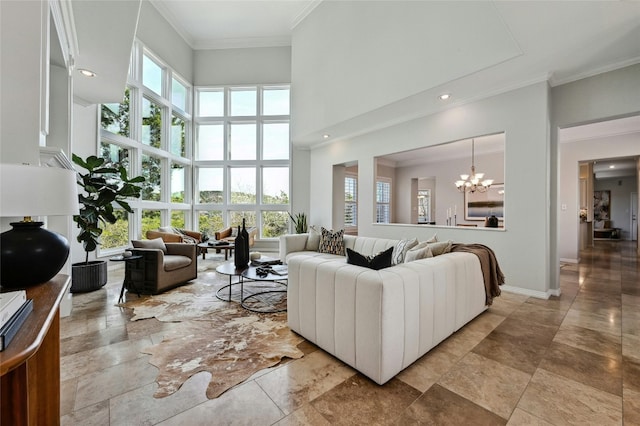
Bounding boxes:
230 167 256 204
171 115 186 157
262 211 288 238
171 163 186 203
171 210 186 229
142 97 162 148
141 209 161 238
141 154 161 201
198 167 223 203
198 210 223 236
100 209 129 250
101 88 130 137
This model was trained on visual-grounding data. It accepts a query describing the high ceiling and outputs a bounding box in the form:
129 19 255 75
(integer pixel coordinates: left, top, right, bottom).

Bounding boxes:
149 0 319 49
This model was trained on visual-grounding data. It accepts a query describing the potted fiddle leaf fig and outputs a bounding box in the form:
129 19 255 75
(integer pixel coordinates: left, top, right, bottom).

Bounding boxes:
288 212 308 234
71 154 144 292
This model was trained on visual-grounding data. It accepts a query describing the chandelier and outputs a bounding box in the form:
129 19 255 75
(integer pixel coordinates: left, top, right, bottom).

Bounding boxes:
455 139 493 193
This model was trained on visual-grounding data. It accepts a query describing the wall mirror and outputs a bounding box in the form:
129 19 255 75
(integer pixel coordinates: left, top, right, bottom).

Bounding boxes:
374 133 505 228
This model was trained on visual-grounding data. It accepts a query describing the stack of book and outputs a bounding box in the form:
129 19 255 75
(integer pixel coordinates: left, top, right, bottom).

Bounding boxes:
0 290 33 351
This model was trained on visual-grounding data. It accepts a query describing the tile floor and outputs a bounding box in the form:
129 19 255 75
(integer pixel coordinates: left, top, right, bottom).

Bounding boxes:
60 241 640 425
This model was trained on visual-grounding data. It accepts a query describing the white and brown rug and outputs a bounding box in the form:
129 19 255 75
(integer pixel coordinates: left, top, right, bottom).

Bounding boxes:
119 259 304 399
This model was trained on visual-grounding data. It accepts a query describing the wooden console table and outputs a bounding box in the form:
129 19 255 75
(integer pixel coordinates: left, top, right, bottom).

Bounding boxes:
0 274 70 425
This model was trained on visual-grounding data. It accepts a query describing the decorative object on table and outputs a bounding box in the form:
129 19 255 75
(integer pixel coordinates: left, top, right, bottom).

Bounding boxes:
0 290 27 328
233 225 247 268
0 164 79 288
0 298 33 351
241 218 250 262
485 215 499 228
288 212 308 234
249 251 261 261
454 138 494 193
71 154 144 292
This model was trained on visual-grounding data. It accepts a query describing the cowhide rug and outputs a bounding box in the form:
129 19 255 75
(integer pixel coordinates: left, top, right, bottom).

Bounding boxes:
118 260 304 399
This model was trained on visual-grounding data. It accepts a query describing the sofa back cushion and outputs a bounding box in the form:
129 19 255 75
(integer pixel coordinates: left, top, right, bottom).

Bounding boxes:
347 236 398 257
346 247 393 270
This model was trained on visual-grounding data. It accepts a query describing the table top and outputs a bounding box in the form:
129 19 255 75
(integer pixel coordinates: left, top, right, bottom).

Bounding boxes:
199 241 234 249
242 265 288 281
215 262 287 280
215 262 247 276
110 255 143 261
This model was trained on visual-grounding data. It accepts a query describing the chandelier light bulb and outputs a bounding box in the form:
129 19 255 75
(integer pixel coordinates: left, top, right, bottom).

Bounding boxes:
454 138 494 194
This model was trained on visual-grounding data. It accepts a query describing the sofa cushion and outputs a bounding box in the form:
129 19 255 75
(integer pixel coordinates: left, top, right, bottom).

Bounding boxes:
319 228 345 255
306 226 321 251
405 245 433 262
391 238 418 265
132 238 167 254
428 240 453 256
163 255 192 271
346 247 393 270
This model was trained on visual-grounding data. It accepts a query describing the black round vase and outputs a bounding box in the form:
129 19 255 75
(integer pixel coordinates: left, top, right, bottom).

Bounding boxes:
0 221 70 289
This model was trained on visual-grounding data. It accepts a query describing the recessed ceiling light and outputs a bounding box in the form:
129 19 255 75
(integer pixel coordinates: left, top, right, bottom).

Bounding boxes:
78 69 97 77
439 94 451 100
609 165 615 169
323 134 330 139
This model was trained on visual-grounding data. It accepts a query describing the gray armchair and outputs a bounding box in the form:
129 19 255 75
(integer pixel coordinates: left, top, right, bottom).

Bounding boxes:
127 239 197 295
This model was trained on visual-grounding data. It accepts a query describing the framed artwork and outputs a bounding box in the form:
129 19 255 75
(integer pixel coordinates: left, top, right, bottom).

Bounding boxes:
465 184 504 221
593 190 611 220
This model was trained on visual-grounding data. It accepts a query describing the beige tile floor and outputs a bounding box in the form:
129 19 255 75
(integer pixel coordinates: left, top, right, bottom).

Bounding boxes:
60 241 640 425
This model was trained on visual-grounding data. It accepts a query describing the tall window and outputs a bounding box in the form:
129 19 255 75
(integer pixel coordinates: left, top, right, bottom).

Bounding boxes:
345 175 357 227
194 85 291 239
376 179 391 223
98 41 193 253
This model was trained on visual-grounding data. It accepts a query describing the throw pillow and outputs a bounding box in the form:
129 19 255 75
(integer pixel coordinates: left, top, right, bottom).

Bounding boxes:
159 226 176 234
428 240 453 256
231 227 239 237
346 247 393 270
318 227 345 255
306 225 321 251
404 245 433 262
392 238 418 265
426 233 438 243
132 238 167 254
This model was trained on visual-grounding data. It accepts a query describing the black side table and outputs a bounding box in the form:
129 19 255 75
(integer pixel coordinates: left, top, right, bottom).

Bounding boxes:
110 255 143 303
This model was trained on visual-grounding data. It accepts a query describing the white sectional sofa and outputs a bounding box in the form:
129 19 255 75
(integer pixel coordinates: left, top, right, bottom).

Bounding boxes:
280 233 489 385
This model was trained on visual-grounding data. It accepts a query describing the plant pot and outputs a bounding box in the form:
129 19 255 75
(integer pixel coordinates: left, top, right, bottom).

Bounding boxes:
71 260 108 293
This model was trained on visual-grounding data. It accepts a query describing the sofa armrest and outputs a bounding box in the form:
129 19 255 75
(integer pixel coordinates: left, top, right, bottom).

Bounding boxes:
181 230 202 242
279 233 310 262
215 227 232 240
166 243 196 258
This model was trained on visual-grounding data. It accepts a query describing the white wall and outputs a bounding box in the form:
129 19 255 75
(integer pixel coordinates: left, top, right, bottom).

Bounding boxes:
308 82 552 297
137 1 193 81
559 132 640 261
194 47 291 86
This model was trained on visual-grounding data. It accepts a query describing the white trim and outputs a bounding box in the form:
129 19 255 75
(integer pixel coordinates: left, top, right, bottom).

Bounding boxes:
559 257 579 264
291 0 323 29
49 0 79 70
501 285 560 300
549 57 640 87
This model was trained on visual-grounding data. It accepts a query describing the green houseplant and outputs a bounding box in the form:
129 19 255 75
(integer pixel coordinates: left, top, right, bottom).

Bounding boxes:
288 212 308 234
71 154 144 292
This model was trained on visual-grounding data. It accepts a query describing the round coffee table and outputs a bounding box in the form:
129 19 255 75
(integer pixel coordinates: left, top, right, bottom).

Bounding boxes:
214 262 246 302
241 266 288 313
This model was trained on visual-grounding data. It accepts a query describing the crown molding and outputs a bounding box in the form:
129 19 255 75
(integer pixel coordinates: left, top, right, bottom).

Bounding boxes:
148 0 196 49
193 36 292 51
549 57 640 87
291 0 323 29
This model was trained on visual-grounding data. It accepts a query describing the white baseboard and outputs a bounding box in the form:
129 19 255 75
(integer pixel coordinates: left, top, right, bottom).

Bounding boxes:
501 285 561 300
559 257 579 264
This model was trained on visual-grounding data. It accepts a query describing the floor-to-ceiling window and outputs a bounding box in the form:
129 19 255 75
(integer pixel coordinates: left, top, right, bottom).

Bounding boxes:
98 41 192 255
194 85 291 239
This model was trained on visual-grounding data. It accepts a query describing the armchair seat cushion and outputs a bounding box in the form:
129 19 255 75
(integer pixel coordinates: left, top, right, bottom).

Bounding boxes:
164 255 192 271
